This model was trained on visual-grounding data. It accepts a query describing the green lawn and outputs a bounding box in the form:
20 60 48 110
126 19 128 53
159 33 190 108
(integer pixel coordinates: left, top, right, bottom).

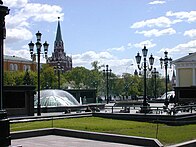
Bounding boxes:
11 117 196 146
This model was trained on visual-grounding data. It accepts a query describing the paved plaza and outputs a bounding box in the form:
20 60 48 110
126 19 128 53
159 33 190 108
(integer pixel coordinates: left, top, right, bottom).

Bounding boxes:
11 135 138 147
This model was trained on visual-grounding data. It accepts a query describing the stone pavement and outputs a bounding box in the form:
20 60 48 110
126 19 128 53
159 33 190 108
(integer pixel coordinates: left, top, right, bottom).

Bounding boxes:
11 135 138 147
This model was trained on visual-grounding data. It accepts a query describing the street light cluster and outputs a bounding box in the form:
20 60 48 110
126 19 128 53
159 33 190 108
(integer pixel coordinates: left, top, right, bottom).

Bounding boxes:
103 65 112 104
54 62 64 89
28 31 49 116
151 68 159 99
160 51 172 107
135 46 154 107
135 46 173 109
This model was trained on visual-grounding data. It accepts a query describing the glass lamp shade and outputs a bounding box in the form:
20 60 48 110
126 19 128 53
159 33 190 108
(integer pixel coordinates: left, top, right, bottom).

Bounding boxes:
142 46 148 57
160 57 163 68
169 57 172 68
103 70 105 76
164 51 168 58
61 67 64 73
35 41 42 49
149 54 154 66
152 68 156 76
43 41 49 52
109 69 112 76
152 68 159 76
54 67 57 74
135 52 141 65
28 41 34 54
36 31 42 42
57 62 60 67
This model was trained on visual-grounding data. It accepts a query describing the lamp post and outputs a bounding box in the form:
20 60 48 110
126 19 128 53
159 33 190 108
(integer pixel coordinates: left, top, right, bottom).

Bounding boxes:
103 65 112 104
54 61 64 89
28 31 49 116
0 1 11 147
135 46 154 108
160 51 172 108
0 0 9 110
152 68 159 99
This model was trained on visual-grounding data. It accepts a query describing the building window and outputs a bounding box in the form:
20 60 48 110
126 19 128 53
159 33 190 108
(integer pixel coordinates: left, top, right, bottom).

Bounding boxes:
10 64 14 71
23 65 27 71
14 64 18 71
24 65 31 71
27 65 31 71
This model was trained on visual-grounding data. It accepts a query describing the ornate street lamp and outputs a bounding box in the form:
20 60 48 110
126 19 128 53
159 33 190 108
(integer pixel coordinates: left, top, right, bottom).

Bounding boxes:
135 46 154 108
160 51 172 107
0 0 9 110
54 61 64 89
28 31 49 116
151 68 159 99
103 65 112 104
0 1 11 147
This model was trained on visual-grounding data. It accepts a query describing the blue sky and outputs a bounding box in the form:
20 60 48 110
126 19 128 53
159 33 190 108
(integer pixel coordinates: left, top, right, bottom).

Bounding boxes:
3 0 196 76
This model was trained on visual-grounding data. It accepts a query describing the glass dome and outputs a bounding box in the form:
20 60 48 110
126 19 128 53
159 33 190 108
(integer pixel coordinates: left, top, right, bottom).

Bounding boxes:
34 89 80 107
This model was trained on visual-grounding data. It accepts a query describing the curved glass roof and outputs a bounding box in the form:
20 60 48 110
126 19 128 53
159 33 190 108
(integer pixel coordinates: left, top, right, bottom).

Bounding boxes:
34 89 80 107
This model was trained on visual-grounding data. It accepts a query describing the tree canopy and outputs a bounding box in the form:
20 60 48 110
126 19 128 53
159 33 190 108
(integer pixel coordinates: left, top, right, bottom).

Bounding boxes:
4 61 172 98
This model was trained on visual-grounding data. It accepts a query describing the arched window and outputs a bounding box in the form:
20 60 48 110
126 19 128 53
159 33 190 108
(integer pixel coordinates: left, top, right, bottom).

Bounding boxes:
14 64 18 71
23 65 27 71
9 64 14 71
27 65 31 71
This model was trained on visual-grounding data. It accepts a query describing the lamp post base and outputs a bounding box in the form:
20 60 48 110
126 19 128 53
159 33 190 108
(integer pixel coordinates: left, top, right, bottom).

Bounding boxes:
0 110 11 147
164 100 169 108
140 103 151 113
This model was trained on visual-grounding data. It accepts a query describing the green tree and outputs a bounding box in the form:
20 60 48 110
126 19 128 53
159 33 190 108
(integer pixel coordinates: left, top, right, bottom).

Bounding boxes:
40 64 56 89
4 71 15 85
64 67 90 89
23 69 33 85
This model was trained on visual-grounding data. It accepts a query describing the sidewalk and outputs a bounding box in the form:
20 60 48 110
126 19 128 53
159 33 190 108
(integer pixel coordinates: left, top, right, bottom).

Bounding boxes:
11 135 138 147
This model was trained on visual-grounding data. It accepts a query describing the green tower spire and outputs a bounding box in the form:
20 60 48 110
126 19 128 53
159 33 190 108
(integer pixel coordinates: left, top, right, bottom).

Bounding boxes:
55 17 62 41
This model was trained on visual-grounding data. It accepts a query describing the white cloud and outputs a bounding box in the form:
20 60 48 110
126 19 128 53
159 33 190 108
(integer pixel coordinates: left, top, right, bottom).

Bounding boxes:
149 0 166 5
4 47 48 63
166 11 196 23
4 0 28 8
160 40 196 54
72 51 115 66
184 29 196 38
5 0 64 47
134 40 156 49
131 10 196 30
136 28 176 37
4 47 31 60
107 46 125 52
22 3 64 22
6 28 33 43
72 51 135 75
130 16 173 29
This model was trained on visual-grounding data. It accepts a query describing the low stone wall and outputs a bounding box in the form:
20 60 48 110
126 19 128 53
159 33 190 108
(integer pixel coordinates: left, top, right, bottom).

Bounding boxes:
168 139 196 147
93 112 196 125
11 128 163 147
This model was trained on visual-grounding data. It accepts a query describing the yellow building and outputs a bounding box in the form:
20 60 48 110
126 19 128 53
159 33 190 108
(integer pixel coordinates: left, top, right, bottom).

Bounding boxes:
173 53 196 104
173 53 196 87
4 55 36 72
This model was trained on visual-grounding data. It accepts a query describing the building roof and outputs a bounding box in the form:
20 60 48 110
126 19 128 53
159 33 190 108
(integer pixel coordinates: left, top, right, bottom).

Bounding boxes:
172 52 196 64
4 55 32 63
55 17 63 42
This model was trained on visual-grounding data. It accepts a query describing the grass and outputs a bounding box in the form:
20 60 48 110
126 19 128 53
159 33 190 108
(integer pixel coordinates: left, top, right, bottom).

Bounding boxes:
11 117 196 146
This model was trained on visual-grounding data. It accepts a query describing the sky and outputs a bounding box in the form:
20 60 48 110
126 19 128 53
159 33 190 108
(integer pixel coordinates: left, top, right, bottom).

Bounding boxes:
3 0 196 76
